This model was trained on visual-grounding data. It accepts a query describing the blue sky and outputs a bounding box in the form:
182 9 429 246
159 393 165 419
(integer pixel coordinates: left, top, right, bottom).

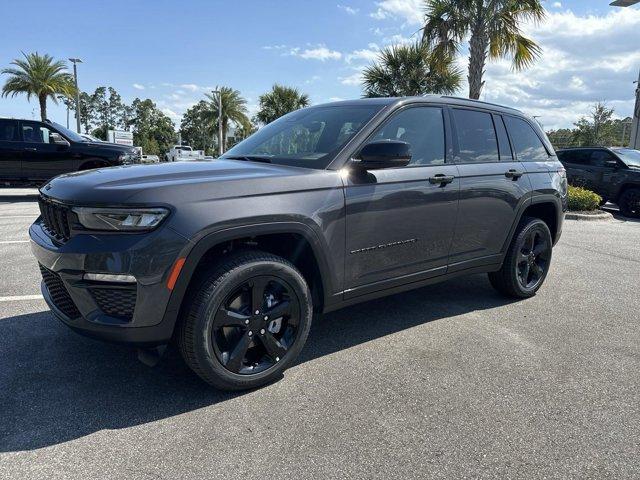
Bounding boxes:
1 0 638 130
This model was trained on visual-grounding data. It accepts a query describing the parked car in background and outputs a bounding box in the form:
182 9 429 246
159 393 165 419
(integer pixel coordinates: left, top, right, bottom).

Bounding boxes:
30 96 567 391
165 145 206 162
141 154 160 164
557 147 640 217
0 118 140 185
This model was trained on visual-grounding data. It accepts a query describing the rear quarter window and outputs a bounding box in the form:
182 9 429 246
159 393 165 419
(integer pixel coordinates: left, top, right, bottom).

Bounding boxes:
504 116 549 162
0 120 20 142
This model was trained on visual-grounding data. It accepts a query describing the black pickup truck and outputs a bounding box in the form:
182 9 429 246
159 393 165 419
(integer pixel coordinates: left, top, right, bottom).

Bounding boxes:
30 96 567 390
0 118 139 185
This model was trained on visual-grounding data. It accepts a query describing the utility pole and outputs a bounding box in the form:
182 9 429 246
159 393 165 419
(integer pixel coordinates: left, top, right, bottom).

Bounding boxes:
212 90 224 156
629 69 640 149
68 58 83 132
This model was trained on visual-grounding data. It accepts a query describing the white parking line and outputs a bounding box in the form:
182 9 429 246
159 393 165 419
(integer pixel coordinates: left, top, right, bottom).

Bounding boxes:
0 240 30 244
0 294 43 302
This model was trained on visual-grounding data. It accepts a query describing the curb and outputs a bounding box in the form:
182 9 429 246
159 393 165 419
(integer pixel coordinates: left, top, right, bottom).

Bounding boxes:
565 211 613 221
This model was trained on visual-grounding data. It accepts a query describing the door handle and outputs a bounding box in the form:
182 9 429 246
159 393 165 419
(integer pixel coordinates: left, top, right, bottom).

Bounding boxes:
504 169 524 180
24 147 37 151
428 174 455 186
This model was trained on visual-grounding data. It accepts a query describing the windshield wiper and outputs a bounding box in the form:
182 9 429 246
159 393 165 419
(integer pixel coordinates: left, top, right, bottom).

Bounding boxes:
223 155 272 164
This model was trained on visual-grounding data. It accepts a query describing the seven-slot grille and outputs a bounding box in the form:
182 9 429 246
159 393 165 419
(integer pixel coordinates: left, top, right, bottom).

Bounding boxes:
39 264 81 319
38 195 72 242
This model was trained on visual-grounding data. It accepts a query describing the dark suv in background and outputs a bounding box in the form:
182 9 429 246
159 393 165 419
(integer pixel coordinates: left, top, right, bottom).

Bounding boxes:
557 147 640 217
0 118 139 185
30 96 567 390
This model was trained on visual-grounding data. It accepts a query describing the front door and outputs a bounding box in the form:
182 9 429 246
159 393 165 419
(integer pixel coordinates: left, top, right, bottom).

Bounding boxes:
344 105 459 297
448 108 530 270
20 121 73 181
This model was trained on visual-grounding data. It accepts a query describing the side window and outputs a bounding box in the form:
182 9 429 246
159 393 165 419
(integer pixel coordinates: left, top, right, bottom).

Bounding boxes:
493 115 513 161
0 120 20 142
590 150 615 167
452 109 499 163
369 107 445 166
504 116 549 162
560 150 590 165
21 123 52 144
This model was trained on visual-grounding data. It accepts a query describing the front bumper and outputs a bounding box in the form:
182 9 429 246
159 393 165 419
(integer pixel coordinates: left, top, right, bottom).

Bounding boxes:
30 220 189 346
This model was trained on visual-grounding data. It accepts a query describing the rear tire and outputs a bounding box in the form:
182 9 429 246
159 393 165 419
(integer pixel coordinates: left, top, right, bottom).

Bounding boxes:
177 250 313 391
618 188 640 218
488 217 553 298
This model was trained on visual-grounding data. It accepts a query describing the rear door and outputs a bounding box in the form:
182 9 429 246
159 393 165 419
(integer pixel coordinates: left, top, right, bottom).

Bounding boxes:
344 105 460 296
559 149 592 187
448 108 530 270
0 119 22 179
20 121 74 181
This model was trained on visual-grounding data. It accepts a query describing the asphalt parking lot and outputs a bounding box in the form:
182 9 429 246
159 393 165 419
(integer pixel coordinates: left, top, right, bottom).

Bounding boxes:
0 190 639 479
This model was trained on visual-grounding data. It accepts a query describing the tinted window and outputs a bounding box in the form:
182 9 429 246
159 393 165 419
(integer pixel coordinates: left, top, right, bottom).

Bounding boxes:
559 150 590 165
0 120 20 141
22 122 53 144
369 107 445 166
223 105 382 169
493 115 513 161
452 109 498 163
504 116 549 162
590 150 615 167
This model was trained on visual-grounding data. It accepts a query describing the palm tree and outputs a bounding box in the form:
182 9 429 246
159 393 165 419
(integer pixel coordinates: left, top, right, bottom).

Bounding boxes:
256 84 310 124
205 87 250 151
422 0 545 100
1 52 76 121
362 42 462 98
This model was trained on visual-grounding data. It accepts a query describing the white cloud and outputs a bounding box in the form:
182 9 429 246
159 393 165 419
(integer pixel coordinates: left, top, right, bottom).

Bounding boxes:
338 4 359 15
339 72 363 86
346 43 380 64
370 0 423 26
552 2 562 8
290 45 342 61
161 107 180 123
478 8 640 129
262 44 287 50
132 83 145 90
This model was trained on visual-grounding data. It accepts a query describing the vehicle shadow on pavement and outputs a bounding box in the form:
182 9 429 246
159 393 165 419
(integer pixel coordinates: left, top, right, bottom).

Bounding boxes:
0 274 516 452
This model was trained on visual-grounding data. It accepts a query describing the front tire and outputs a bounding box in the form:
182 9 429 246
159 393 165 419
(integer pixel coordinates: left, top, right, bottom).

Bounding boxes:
488 217 553 298
618 188 640 218
177 250 312 391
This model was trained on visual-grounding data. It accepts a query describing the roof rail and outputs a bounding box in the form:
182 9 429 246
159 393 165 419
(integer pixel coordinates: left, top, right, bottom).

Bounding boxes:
441 96 522 113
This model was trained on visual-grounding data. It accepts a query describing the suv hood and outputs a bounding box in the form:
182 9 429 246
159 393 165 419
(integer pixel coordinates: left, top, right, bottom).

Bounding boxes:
41 159 340 205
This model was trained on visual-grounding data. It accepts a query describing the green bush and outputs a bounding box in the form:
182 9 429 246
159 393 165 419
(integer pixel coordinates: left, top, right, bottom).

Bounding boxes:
568 185 601 211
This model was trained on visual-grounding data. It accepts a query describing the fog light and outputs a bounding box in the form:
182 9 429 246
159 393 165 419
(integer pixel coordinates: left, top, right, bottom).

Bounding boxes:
83 273 136 283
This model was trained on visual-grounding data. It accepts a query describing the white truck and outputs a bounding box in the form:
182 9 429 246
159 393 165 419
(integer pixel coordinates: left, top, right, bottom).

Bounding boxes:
165 145 206 162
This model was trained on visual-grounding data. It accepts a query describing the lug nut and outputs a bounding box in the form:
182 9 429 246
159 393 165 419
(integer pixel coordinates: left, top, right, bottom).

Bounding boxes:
255 310 260 315
260 329 265 335
248 331 253 337
264 315 269 321
244 319 250 325
275 357 280 362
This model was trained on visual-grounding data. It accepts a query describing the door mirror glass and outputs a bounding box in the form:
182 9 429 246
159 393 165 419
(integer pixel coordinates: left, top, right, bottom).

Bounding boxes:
354 140 411 170
50 132 70 146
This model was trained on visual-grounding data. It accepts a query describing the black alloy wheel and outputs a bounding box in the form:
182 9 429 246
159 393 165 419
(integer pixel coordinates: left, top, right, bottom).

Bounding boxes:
619 188 640 218
488 217 553 298
515 229 551 291
212 275 300 375
178 250 313 391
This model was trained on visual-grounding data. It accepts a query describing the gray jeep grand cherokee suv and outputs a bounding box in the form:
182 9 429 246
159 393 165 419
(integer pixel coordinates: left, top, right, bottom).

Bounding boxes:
30 96 567 390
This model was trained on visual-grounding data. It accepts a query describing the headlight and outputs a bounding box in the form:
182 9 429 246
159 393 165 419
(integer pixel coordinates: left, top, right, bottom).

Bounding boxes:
72 207 169 231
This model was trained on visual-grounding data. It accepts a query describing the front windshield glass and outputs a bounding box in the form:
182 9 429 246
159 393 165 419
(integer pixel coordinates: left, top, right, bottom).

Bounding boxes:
51 122 87 143
222 104 383 169
613 148 640 167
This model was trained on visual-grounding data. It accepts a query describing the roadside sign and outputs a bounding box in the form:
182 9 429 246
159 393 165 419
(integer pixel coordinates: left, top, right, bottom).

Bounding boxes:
107 129 134 146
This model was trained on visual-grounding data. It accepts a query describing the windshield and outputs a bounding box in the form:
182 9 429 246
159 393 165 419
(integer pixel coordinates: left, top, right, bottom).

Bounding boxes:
222 104 383 169
613 148 640 167
51 122 87 143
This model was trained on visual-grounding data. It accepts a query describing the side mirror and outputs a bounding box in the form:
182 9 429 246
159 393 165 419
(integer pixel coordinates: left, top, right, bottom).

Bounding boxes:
50 133 70 146
353 140 411 170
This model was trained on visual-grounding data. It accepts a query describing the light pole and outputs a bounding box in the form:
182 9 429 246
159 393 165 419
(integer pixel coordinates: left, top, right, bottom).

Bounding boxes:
68 58 83 132
212 89 223 156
